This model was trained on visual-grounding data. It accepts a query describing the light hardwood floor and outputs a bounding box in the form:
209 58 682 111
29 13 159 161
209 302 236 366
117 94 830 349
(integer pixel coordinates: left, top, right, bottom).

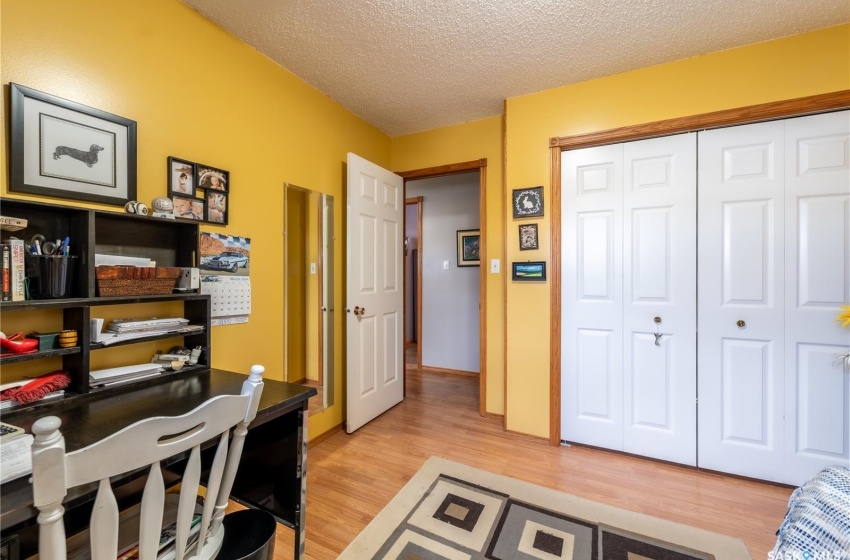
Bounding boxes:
267 346 792 558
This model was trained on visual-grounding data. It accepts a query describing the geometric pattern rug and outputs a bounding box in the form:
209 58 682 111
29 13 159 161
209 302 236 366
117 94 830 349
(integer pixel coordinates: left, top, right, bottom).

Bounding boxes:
339 457 752 560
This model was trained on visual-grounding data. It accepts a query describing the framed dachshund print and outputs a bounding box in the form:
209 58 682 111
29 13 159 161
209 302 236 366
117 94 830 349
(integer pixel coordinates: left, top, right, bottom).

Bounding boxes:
9 83 137 206
512 186 544 218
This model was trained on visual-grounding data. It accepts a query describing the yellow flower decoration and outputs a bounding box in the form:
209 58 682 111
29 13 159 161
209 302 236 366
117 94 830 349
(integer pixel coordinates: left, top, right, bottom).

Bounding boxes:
837 305 850 328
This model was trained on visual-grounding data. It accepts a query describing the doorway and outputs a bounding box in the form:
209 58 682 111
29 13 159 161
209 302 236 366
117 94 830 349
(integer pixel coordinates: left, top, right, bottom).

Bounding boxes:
398 159 488 416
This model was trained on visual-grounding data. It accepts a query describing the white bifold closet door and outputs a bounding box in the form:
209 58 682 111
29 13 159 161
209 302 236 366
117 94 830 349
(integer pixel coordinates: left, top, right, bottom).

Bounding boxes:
699 111 850 485
561 133 697 465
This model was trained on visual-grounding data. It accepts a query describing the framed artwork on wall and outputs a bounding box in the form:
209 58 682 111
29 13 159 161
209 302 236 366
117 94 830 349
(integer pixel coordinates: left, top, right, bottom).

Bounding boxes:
166 157 231 225
512 186 544 218
168 156 196 197
512 261 546 282
9 83 137 206
456 229 480 267
518 223 538 250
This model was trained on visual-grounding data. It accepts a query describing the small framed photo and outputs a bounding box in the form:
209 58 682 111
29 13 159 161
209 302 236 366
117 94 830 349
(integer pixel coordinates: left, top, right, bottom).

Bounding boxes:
168 156 196 197
519 223 538 251
197 164 229 192
456 229 480 267
173 195 205 221
512 186 544 218
206 191 228 225
9 83 137 206
512 261 547 282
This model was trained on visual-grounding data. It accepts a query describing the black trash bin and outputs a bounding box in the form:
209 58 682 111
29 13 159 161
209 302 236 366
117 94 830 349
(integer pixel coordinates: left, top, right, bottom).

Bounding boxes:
217 509 277 560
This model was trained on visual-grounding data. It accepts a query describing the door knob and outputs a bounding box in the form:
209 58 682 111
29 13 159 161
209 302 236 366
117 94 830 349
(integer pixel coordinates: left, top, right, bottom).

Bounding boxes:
654 317 662 324
736 320 746 328
322 307 327 311
353 306 365 316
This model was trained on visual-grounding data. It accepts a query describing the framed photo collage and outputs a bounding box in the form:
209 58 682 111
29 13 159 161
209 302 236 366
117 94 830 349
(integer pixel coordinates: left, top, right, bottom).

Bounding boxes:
168 156 229 225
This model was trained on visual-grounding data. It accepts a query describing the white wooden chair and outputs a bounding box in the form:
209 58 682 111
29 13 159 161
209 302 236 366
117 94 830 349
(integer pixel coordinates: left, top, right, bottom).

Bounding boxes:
30 365 265 560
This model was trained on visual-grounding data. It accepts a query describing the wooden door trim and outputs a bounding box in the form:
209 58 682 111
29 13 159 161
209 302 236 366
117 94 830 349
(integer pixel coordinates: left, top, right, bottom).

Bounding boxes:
550 90 850 151
398 160 489 417
317 195 324 387
397 159 486 180
548 91 850 446
404 196 424 376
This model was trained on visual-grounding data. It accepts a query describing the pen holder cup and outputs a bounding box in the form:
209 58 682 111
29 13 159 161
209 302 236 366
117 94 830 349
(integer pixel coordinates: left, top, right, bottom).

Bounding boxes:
25 255 78 299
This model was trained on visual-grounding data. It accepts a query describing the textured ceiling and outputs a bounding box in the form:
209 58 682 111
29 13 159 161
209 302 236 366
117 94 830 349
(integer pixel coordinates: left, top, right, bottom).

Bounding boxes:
181 0 848 137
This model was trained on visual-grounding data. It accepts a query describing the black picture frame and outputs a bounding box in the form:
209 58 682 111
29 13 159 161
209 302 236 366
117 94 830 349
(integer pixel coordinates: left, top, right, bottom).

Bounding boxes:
512 261 546 282
518 223 538 250
512 186 544 218
197 164 229 193
172 195 205 221
9 83 137 206
168 156 196 197
206 190 228 225
456 229 480 267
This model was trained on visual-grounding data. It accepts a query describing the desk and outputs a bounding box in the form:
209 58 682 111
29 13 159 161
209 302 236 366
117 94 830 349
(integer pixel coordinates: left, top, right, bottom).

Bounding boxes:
0 369 316 560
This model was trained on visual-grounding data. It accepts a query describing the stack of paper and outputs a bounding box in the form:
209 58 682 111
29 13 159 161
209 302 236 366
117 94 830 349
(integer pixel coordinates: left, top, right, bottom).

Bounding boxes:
107 318 190 333
89 363 164 387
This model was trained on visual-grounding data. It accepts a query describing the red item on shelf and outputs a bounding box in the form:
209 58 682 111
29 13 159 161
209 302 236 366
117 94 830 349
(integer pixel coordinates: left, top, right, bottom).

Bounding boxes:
0 371 71 405
0 332 39 354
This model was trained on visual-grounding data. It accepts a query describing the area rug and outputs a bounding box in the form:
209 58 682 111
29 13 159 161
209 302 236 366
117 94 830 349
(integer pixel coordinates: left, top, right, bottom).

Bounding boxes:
339 457 752 560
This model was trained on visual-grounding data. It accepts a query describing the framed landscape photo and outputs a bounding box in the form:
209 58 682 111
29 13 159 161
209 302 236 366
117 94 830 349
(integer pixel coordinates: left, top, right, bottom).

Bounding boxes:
512 261 547 282
197 164 229 192
9 83 137 206
512 186 544 218
456 229 480 267
168 156 196 197
518 223 538 250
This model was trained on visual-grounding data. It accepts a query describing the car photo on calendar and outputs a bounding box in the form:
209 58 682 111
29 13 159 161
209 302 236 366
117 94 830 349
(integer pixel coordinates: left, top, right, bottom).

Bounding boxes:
199 232 251 277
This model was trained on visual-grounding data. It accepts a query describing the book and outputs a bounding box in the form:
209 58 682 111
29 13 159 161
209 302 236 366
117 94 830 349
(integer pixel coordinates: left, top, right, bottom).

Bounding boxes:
0 215 27 232
2 244 11 302
9 238 25 302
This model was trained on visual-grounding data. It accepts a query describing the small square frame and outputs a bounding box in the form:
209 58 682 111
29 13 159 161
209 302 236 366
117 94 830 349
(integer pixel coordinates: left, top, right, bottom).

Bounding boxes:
456 229 480 267
512 186 544 218
518 223 538 250
512 261 546 282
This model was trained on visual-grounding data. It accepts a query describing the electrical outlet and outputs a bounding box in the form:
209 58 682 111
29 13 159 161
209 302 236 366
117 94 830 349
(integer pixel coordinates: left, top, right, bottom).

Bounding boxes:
490 259 500 273
442 260 449 271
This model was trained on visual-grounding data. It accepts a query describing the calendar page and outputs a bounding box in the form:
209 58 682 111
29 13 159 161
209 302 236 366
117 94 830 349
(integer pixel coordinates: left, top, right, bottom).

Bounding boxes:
201 275 251 325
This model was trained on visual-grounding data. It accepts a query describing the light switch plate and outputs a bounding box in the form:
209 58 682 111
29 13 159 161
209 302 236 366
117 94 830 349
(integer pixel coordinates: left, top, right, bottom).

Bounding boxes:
490 259 500 273
442 260 449 271
310 263 317 274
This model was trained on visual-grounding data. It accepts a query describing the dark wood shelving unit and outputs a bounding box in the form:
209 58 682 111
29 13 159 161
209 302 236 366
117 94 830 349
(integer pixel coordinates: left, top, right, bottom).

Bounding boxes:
0 346 81 365
0 197 210 408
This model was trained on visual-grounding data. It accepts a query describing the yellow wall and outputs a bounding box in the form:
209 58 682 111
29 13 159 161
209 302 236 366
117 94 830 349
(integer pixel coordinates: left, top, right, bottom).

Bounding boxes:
391 24 849 437
502 24 849 437
1 0 392 439
391 116 506 414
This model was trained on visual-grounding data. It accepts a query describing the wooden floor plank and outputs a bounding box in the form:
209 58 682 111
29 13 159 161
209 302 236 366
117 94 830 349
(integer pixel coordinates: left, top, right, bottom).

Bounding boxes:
263 347 791 558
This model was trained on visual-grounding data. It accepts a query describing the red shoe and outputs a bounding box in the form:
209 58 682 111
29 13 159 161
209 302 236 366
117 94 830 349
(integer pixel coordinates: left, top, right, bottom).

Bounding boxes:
0 332 39 354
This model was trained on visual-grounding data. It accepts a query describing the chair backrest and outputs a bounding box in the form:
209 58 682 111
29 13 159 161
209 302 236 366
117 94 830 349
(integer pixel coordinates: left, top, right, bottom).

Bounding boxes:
31 366 265 560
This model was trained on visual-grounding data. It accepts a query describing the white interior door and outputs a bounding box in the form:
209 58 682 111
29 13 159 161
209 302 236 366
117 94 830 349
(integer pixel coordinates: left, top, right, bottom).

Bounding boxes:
562 144 624 450
346 153 404 433
783 111 850 485
622 134 697 465
698 120 786 482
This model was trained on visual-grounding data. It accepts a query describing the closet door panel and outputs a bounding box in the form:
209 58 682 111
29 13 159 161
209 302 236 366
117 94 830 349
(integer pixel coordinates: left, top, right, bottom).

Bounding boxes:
698 120 785 482
623 134 697 465
784 111 850 485
562 144 624 450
